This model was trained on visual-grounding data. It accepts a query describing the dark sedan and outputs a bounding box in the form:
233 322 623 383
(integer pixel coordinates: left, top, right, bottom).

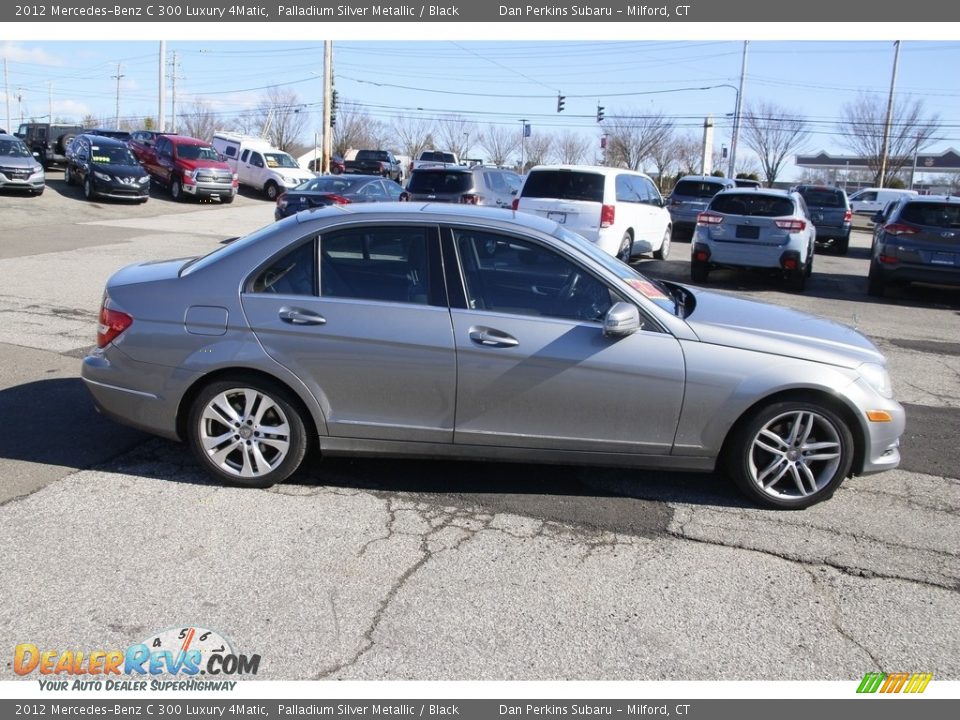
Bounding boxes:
274 175 402 220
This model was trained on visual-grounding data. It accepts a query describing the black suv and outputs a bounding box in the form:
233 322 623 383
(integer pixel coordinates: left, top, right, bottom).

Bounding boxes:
15 122 84 168
868 196 960 297
64 134 150 203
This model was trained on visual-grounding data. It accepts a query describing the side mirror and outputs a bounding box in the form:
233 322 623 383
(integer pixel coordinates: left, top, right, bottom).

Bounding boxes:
604 302 641 338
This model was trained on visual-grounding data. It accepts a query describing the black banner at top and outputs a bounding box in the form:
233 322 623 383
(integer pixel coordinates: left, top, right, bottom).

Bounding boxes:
4 0 959 23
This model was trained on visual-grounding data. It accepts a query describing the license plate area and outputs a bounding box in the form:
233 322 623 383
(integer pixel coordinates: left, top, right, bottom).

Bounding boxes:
547 211 567 224
931 252 956 266
736 225 760 240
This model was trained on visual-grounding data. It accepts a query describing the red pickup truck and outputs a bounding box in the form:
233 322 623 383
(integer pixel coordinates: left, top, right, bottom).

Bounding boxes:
136 134 238 203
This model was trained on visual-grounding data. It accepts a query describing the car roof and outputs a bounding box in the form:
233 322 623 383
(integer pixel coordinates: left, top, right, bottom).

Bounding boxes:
676 175 733 183
164 135 210 145
77 133 129 147
900 195 960 204
526 164 655 178
411 165 471 173
294 201 561 235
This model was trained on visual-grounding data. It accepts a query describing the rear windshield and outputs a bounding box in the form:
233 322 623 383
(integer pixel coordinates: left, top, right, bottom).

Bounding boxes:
419 151 456 163
711 193 795 217
798 188 846 208
521 170 605 203
899 202 960 229
407 170 471 194
673 180 727 198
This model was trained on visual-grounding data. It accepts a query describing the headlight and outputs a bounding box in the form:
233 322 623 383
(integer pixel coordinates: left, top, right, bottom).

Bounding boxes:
139 175 151 184
31 165 44 177
858 362 893 399
94 171 112 182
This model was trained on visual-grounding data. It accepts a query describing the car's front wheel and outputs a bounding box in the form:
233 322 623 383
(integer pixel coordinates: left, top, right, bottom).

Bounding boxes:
171 178 184 201
187 378 308 488
64 164 73 186
725 400 854 509
83 177 95 201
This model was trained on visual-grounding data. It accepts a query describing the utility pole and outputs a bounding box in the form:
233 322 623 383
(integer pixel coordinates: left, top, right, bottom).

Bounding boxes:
878 40 901 189
727 40 748 180
169 50 180 134
112 63 124 130
4 58 11 132
48 81 52 121
322 41 333 174
159 40 166 131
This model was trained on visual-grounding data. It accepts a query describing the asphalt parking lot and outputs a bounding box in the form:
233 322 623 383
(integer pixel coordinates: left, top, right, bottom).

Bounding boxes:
0 174 958 681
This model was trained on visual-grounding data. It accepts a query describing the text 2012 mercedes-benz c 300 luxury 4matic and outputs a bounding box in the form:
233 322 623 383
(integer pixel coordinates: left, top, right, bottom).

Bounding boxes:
82 204 904 509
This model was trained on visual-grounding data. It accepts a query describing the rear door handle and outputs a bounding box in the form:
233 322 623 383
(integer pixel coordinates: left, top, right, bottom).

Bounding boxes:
469 326 519 348
278 307 326 326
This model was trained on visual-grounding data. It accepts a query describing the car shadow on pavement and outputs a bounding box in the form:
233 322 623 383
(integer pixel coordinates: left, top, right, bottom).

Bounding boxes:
0 377 149 474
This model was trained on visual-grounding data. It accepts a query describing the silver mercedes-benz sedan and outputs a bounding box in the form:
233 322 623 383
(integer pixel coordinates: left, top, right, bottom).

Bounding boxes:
81 204 904 509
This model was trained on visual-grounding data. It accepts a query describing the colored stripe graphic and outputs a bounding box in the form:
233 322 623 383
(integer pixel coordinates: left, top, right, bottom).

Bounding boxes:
857 672 932 694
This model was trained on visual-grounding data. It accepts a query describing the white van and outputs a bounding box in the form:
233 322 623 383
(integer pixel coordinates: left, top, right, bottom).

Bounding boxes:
848 187 918 215
212 132 313 200
513 165 673 262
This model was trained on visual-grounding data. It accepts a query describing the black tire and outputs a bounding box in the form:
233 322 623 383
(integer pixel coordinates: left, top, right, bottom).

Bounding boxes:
788 266 807 292
83 177 95 201
724 400 855 509
56 133 75 154
32 188 44 196
834 234 850 255
654 228 671 260
617 232 633 263
187 377 308 489
691 261 709 283
64 164 73 186
171 178 184 201
221 194 235 204
138 197 149 204
867 265 886 298
264 181 281 201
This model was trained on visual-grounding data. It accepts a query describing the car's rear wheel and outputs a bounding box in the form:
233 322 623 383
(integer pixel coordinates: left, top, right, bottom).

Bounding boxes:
617 232 633 263
654 228 671 260
221 194 235 204
187 378 308 489
867 264 886 298
264 181 281 201
788 266 807 292
834 235 849 255
725 400 854 509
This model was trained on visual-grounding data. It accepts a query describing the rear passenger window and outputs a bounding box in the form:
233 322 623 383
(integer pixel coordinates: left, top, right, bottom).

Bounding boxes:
320 227 431 305
252 240 317 296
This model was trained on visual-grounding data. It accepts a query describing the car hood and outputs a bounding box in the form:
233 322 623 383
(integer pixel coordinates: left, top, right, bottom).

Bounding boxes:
1 156 42 170
177 158 230 172
92 162 146 175
684 287 883 369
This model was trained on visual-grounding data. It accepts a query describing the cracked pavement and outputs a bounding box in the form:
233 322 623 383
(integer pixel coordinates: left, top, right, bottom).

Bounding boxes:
0 182 957 681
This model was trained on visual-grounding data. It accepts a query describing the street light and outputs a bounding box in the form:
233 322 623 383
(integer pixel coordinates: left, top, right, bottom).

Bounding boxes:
700 83 741 179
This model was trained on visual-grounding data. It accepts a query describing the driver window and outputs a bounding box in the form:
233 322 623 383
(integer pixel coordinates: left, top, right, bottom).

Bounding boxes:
251 153 265 168
454 230 619 322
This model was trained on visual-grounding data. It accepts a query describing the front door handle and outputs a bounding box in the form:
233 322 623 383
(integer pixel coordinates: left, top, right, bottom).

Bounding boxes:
278 307 326 326
469 326 519 348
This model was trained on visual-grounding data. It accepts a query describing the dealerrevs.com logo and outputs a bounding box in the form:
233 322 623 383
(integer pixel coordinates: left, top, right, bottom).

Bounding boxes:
857 672 933 694
14 626 260 691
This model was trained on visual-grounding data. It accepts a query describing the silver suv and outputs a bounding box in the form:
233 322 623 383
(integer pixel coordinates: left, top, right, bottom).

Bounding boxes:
402 165 521 208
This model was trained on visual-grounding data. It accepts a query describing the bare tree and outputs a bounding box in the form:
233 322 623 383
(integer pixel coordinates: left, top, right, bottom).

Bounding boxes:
257 86 308 151
436 115 475 159
230 110 263 137
478 123 520 167
740 101 810 185
391 114 435 160
332 107 387 157
554 131 591 165
647 130 678 190
179 100 218 142
524 132 553 171
673 133 704 176
604 110 674 170
837 92 941 186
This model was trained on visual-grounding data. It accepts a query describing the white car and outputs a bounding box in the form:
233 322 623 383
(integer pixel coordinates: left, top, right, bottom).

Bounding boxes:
848 187 918 215
513 165 672 262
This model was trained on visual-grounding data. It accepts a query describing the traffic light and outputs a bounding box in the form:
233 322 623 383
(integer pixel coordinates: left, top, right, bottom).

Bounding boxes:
557 94 565 113
330 89 338 128
596 104 605 123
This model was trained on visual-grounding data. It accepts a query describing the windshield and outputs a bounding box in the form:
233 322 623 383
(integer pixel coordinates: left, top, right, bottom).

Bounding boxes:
0 138 32 158
553 226 680 316
177 144 221 161
522 170 605 202
264 152 300 169
91 145 138 166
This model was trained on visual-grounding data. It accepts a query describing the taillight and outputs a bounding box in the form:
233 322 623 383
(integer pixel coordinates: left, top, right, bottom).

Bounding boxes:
600 204 615 228
327 194 351 205
461 193 479 205
399 191 410 202
883 223 918 236
775 219 806 232
511 198 519 211
97 305 133 348
697 212 723 225
843 210 852 222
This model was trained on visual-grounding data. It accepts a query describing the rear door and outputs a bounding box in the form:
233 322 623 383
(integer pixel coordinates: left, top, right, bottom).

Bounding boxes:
517 169 605 238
